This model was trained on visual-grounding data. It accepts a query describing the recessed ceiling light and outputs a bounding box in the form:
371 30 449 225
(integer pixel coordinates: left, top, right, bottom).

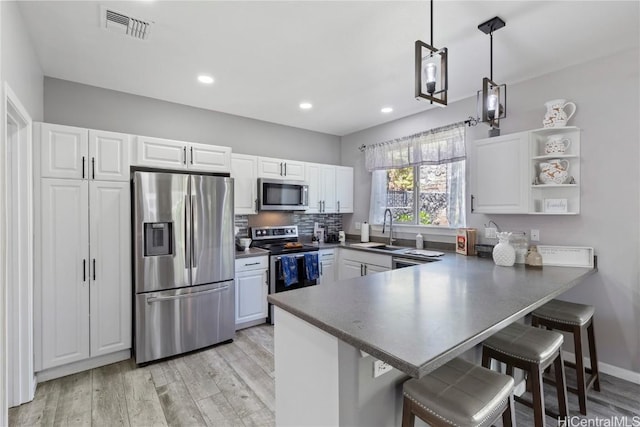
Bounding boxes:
381 107 393 113
197 74 214 84
299 102 313 110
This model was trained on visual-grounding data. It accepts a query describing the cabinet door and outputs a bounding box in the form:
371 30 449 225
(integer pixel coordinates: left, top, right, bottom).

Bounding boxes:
318 250 336 285
339 259 363 280
305 163 322 213
282 161 305 180
321 165 337 213
135 135 187 169
335 166 354 213
365 263 390 275
235 269 268 327
40 123 88 179
89 181 131 357
472 132 529 213
40 179 90 369
89 130 131 181
258 157 285 179
231 154 258 214
188 142 232 173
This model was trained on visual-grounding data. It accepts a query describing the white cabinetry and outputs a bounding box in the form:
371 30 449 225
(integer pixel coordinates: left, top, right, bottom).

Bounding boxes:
38 123 130 181
471 131 529 214
471 127 581 215
306 163 337 213
36 123 131 372
335 166 354 213
338 249 391 280
258 156 305 180
135 135 231 173
231 154 258 215
235 256 269 329
318 249 336 285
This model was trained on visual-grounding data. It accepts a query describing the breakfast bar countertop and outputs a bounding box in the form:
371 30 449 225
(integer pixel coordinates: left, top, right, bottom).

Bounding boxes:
268 254 596 378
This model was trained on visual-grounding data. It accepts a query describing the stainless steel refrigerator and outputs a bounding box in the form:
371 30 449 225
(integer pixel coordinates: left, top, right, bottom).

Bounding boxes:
132 171 235 364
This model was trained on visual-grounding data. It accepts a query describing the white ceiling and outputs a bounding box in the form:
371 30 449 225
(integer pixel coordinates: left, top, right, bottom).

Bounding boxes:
18 1 639 136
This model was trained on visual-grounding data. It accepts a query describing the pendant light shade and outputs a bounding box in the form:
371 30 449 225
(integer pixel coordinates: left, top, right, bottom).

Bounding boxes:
415 0 448 106
477 16 506 131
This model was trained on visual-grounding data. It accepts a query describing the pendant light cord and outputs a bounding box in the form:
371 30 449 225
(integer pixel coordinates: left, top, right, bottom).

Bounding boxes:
430 0 434 46
490 31 493 81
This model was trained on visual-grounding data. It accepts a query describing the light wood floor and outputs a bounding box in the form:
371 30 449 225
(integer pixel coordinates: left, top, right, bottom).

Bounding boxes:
9 324 640 426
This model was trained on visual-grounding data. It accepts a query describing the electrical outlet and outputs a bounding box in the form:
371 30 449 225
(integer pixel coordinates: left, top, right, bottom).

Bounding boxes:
531 229 540 242
485 227 497 239
373 360 393 378
355 222 361 230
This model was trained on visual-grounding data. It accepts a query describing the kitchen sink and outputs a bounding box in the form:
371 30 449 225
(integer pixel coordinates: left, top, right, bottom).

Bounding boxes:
370 245 409 253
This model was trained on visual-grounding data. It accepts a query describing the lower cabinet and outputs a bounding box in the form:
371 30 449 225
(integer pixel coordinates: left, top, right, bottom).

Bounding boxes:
318 249 336 285
338 249 391 280
37 179 131 371
235 256 269 330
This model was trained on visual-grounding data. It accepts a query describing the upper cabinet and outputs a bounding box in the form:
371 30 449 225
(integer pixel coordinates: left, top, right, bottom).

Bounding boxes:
231 153 258 215
471 127 580 215
305 163 336 213
258 156 305 180
135 135 231 173
335 166 354 213
38 123 131 182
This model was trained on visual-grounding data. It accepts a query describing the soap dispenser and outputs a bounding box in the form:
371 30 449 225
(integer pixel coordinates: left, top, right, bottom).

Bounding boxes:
416 233 424 249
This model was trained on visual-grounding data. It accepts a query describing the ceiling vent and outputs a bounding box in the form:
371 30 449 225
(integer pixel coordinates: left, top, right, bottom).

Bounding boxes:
101 7 152 40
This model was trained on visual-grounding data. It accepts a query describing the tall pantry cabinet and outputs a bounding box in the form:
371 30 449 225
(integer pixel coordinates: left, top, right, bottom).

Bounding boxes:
34 123 131 373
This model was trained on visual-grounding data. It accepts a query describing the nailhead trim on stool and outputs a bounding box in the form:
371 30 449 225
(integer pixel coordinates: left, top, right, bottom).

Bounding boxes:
482 322 569 427
532 299 600 416
401 357 515 427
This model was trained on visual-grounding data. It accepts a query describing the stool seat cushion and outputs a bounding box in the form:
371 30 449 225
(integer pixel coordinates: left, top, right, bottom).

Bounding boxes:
484 322 563 364
403 357 514 427
532 299 595 326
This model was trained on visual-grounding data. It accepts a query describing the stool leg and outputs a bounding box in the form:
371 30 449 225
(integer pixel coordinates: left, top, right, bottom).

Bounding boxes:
401 397 415 427
587 320 601 392
530 364 546 427
554 350 569 418
502 394 515 427
573 325 588 415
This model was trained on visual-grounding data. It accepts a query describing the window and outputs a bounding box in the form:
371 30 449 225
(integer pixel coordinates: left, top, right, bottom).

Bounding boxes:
366 123 466 229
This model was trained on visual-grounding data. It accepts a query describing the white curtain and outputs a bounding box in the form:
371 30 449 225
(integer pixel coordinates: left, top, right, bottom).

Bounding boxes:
365 122 465 170
367 122 466 228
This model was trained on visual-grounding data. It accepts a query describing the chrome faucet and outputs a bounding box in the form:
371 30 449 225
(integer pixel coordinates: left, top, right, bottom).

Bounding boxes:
382 208 394 245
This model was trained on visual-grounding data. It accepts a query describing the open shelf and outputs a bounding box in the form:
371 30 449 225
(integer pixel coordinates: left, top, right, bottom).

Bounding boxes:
531 154 579 160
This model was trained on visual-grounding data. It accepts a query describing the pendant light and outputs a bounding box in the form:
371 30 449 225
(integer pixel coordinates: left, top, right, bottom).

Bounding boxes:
415 0 448 106
477 16 506 136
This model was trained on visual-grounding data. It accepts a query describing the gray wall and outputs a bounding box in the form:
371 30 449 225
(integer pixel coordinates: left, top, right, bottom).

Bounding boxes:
341 47 640 374
1 1 43 121
44 77 340 164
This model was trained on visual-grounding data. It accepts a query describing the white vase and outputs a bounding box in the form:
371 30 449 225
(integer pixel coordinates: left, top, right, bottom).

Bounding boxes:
493 232 515 266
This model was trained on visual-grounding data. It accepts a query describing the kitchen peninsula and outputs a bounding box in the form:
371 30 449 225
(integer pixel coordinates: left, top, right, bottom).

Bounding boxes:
268 254 596 426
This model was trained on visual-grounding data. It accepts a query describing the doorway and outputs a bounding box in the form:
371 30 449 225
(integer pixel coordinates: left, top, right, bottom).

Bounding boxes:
4 83 35 407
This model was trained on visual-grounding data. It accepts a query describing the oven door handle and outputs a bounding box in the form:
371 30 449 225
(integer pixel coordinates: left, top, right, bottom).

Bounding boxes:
274 252 317 261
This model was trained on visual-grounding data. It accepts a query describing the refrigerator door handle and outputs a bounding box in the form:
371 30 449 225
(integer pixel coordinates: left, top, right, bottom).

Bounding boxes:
146 285 230 304
184 194 191 277
191 194 196 268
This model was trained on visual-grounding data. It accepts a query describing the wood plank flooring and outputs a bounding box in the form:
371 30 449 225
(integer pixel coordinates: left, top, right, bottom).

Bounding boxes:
9 324 640 426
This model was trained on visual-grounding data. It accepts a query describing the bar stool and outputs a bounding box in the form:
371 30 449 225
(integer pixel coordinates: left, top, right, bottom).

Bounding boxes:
532 299 600 415
482 322 569 427
402 357 515 427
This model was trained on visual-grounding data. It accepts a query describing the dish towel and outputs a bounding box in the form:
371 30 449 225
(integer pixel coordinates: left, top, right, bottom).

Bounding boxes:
280 256 299 287
304 253 319 281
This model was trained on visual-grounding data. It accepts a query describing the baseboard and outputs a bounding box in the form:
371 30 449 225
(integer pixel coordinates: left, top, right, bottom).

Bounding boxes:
35 350 131 383
236 318 268 331
562 350 640 385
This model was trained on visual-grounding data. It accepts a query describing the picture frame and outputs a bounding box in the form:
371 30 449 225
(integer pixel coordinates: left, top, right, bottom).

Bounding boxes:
543 198 568 213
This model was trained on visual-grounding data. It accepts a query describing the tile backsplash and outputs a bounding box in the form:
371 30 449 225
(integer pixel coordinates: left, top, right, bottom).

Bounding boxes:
235 213 343 239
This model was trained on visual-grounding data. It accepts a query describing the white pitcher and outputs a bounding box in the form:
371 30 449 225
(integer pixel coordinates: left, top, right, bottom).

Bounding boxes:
543 99 577 128
544 134 571 154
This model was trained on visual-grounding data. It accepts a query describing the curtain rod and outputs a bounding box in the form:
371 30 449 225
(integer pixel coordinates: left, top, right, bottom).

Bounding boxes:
358 118 476 152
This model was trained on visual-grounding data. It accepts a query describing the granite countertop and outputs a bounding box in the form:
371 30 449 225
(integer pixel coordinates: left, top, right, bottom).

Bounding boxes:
268 253 596 378
235 247 270 259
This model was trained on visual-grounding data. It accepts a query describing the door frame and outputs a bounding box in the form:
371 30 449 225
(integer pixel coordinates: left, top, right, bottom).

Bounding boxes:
4 82 35 407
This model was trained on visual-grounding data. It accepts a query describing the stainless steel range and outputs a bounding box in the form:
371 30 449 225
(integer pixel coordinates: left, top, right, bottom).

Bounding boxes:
251 225 319 323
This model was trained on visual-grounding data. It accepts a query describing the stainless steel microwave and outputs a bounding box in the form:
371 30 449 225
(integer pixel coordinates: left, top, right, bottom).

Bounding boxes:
258 178 309 211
